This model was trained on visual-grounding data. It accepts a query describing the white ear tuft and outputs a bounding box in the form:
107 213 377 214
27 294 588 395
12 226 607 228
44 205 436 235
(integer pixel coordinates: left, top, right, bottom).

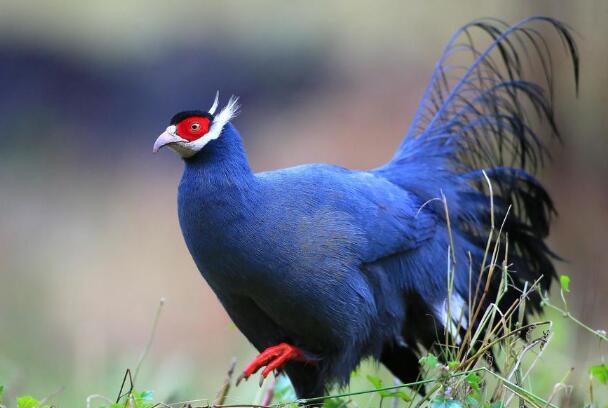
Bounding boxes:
209 90 220 115
207 95 240 136
220 95 240 121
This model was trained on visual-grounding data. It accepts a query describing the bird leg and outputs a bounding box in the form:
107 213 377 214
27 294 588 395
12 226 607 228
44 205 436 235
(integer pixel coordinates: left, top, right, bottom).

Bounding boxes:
236 342 304 386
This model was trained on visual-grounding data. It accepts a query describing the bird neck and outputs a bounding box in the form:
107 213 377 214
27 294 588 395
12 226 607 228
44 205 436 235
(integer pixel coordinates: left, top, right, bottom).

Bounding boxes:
182 122 254 188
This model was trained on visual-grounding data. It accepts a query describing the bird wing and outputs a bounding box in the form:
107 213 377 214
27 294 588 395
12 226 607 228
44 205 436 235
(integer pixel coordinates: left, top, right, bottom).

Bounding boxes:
256 164 437 264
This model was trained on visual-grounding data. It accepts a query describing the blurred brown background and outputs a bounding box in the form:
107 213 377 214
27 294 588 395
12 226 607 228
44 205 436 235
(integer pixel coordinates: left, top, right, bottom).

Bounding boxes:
0 1 606 406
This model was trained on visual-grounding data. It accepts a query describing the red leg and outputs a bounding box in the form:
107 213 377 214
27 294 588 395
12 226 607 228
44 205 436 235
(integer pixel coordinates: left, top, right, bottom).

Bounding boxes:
236 343 305 386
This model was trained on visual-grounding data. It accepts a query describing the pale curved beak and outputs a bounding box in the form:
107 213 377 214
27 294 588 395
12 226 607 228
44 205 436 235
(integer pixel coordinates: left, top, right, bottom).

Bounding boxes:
153 126 184 153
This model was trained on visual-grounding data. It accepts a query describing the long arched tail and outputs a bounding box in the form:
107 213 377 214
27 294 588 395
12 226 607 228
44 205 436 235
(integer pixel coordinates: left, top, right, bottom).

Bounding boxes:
374 16 579 379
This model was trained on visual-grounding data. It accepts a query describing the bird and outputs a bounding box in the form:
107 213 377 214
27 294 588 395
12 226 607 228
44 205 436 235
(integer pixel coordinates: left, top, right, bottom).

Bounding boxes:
153 17 578 399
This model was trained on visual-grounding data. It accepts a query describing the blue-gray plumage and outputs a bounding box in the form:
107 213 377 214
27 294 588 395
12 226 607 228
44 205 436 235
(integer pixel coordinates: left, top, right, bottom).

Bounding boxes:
154 17 579 398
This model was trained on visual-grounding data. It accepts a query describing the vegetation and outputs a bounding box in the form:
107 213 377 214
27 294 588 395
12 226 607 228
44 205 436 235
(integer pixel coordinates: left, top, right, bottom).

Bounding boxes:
1 279 606 408
2 190 607 408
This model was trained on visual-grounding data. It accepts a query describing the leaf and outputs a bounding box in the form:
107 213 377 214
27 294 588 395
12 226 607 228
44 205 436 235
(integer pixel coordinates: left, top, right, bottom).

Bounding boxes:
465 373 481 391
419 353 439 368
117 390 155 408
560 275 570 292
16 396 41 408
385 390 412 402
365 375 410 400
431 399 463 408
366 374 383 389
136 390 153 401
0 385 4 404
322 397 349 408
464 395 479 407
589 364 608 385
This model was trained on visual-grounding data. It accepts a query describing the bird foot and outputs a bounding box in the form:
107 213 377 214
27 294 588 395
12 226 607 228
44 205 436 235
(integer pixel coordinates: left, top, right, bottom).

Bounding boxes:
236 343 303 386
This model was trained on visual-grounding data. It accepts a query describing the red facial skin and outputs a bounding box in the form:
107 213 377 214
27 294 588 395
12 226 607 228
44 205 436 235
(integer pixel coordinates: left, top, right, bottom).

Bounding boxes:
175 116 211 141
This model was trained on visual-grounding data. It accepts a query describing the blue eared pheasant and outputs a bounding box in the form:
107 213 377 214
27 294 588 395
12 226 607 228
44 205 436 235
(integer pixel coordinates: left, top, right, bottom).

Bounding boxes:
154 17 578 399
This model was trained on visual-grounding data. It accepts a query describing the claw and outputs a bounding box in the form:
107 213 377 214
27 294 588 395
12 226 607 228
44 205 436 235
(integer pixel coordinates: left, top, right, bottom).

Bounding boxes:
259 374 265 387
236 372 245 386
234 343 304 387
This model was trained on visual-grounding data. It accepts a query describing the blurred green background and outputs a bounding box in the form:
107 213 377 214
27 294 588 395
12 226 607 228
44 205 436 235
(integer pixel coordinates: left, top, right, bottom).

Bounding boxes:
0 1 606 406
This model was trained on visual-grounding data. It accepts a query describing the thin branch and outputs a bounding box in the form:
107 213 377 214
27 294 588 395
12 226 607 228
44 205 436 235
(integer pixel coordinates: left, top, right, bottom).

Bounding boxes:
134 298 166 384
214 358 238 406
541 300 608 342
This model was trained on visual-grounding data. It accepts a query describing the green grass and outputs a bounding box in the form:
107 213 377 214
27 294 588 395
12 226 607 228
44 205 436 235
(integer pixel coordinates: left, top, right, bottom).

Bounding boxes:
1 276 606 408
2 181 607 408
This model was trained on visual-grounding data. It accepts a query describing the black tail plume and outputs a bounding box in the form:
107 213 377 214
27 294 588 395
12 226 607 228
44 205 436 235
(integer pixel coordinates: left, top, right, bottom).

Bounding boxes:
377 17 578 340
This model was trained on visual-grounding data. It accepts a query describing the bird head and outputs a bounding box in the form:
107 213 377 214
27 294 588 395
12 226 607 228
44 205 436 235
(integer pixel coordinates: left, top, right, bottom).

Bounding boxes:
153 93 239 158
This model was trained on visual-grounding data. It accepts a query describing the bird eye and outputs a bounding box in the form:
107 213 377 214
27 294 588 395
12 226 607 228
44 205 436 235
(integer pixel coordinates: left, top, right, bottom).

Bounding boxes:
174 116 209 141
